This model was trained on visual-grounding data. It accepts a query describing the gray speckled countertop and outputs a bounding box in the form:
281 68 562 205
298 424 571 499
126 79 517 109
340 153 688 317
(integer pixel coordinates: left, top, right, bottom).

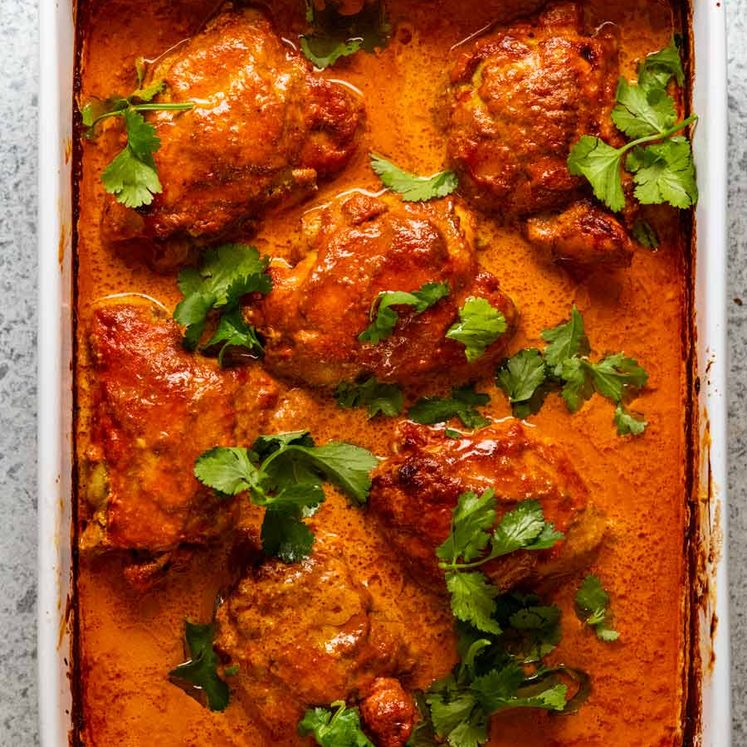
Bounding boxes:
727 0 747 741
0 0 744 744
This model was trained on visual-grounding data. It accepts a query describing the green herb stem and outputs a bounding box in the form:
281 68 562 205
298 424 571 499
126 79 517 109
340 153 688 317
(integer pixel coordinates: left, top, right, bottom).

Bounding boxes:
86 102 194 132
617 113 698 156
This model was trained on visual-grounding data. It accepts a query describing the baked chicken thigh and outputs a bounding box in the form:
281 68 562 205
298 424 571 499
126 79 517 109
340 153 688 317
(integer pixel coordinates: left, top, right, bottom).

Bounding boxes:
525 200 634 271
253 192 517 387
444 2 633 270
80 301 275 583
370 421 605 592
103 6 363 261
215 548 419 745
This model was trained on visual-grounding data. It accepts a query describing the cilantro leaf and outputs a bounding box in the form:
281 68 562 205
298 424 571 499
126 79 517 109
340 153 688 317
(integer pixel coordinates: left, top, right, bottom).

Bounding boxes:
359 281 449 344
409 384 491 429
427 683 486 746
446 571 502 635
494 307 648 434
575 574 620 642
101 108 163 208
419 580 589 746
83 63 194 208
266 441 379 505
178 244 272 310
437 490 497 565
169 621 229 712
611 78 676 139
626 137 698 208
261 507 316 563
298 702 374 747
541 305 589 370
567 136 625 212
252 431 315 459
102 142 162 209
194 447 262 496
496 349 547 408
195 433 377 561
638 38 685 90
586 353 648 402
123 107 160 160
437 494 563 635
504 602 562 662
558 356 594 413
439 497 564 571
173 243 271 356
423 639 571 747
568 41 696 213
614 404 648 436
370 154 459 202
334 376 404 418
471 663 567 713
203 307 263 364
490 501 564 557
300 0 389 69
446 298 507 363
631 219 659 248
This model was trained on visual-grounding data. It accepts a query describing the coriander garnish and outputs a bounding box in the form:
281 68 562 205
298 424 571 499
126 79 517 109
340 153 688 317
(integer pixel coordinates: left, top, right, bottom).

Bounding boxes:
194 432 378 563
173 243 271 363
496 306 649 435
359 282 449 344
82 62 194 208
169 620 229 712
575 574 620 642
370 154 459 202
567 39 697 212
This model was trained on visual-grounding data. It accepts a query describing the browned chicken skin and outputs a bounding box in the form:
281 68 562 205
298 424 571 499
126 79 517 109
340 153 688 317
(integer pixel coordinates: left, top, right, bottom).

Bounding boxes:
215 547 419 743
359 678 417 747
525 200 634 270
81 301 277 582
445 2 618 218
102 5 363 263
252 191 517 387
370 421 606 592
444 3 631 270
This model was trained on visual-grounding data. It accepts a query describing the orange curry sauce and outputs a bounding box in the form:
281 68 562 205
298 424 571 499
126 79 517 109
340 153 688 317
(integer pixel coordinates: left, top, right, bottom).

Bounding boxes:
74 0 692 744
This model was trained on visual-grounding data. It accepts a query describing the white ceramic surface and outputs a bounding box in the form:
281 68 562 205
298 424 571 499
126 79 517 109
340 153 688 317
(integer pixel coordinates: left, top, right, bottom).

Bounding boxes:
37 0 74 744
35 1 731 744
691 1 731 743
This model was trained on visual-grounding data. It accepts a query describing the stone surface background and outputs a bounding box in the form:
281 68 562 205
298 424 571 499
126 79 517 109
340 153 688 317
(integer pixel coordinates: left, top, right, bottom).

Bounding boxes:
0 0 744 743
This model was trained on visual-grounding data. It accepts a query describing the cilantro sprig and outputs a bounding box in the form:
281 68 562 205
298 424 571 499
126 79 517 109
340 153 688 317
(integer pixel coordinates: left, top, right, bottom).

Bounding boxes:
575 574 620 642
300 0 389 69
370 154 459 202
298 701 374 747
194 432 378 562
173 243 272 363
496 306 648 435
409 384 490 430
446 298 508 363
567 39 697 212
436 491 563 634
359 282 450 344
334 376 404 418
169 620 230 712
412 485 592 746
413 598 588 747
82 63 194 208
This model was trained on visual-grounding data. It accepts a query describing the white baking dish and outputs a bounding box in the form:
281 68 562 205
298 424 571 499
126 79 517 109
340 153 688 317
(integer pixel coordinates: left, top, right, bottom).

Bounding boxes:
35 1 730 744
